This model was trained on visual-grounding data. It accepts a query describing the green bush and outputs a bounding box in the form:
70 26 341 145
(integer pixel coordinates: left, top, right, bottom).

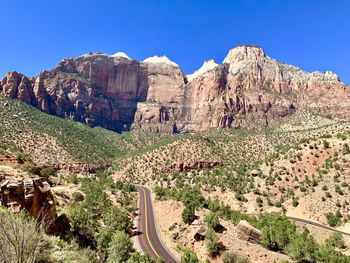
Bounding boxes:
0 208 48 263
182 204 196 224
325 212 341 227
23 161 40 175
285 230 318 262
127 252 158 263
107 231 133 263
292 197 299 207
204 212 220 231
259 213 296 251
205 228 220 256
180 248 199 263
325 233 346 249
72 191 84 202
40 167 57 179
222 251 248 263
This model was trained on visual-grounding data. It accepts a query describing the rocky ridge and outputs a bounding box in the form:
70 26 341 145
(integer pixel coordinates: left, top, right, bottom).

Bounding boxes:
1 45 349 133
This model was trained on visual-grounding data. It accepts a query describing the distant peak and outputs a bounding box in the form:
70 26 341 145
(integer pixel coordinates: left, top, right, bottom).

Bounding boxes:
186 59 218 82
143 55 178 67
223 45 265 64
111 52 131 59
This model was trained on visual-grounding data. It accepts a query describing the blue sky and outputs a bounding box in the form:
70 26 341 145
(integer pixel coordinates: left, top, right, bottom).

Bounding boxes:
1 0 349 83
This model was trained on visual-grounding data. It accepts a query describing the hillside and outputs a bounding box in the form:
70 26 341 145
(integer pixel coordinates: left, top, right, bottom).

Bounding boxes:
0 96 171 164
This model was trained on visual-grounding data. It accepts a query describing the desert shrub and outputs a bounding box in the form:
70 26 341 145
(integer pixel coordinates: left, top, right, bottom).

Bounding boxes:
222 251 248 263
292 197 299 207
285 229 318 262
342 143 350 155
23 161 40 175
40 167 57 179
127 252 159 262
72 191 84 202
325 212 342 227
0 208 48 263
204 212 220 231
47 236 98 263
182 204 196 224
107 231 133 263
325 233 346 249
180 248 199 263
154 186 168 200
323 140 330 149
318 244 350 262
102 205 132 232
67 202 91 231
256 197 263 207
259 213 296 251
205 228 221 256
67 174 79 184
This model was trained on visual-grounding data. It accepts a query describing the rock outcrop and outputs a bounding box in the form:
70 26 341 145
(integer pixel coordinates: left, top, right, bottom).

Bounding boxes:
0 177 58 234
1 45 350 133
236 220 261 244
0 152 23 165
41 163 111 174
167 161 222 172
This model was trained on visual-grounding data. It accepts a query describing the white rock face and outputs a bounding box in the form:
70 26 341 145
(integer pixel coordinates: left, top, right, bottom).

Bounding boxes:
143 55 178 67
186 59 218 82
111 52 131 59
223 45 340 83
223 45 265 64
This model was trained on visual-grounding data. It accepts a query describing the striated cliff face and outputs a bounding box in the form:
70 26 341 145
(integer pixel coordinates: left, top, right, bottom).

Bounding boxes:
0 177 59 234
0 53 186 132
1 45 350 133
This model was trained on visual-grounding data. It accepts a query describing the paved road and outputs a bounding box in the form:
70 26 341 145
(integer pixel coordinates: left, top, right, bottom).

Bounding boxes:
287 216 350 237
136 186 178 263
134 185 350 263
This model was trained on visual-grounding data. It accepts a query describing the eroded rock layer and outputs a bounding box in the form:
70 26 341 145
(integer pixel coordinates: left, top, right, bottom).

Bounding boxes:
0 177 58 234
1 46 349 133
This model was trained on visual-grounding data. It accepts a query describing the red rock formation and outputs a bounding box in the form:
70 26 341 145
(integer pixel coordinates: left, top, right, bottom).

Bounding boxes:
0 178 59 234
41 163 111 174
0 152 23 164
1 45 350 133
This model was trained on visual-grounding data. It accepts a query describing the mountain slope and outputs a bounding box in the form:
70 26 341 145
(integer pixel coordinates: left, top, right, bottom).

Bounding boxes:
0 96 171 164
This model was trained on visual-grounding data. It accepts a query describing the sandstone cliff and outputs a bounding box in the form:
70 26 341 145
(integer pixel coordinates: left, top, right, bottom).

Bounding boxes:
0 177 59 234
1 45 349 133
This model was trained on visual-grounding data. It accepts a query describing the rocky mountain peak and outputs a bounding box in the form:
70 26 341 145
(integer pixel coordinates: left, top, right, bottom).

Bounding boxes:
186 59 218 82
223 45 265 64
1 44 350 134
143 55 179 67
111 52 131 59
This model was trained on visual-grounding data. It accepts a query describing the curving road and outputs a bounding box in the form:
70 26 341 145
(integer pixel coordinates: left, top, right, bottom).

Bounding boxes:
134 185 350 262
135 186 178 263
287 216 350 237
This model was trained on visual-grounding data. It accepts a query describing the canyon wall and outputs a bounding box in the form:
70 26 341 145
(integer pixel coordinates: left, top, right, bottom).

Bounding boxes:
1 46 349 133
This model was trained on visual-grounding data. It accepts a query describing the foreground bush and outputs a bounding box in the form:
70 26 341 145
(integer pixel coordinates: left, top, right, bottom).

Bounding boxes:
0 208 48 263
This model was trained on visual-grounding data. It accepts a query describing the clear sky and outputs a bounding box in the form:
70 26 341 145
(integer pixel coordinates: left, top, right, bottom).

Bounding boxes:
1 0 349 83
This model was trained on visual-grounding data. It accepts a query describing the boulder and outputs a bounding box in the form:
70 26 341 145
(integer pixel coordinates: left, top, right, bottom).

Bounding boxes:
236 220 261 244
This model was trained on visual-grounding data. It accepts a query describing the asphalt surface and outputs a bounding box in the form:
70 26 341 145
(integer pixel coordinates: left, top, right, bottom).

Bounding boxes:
136 186 178 263
287 216 350 237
